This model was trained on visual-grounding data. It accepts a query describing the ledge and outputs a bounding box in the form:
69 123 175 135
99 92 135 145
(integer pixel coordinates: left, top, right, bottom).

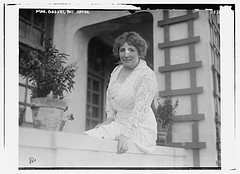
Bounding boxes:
19 127 186 167
167 142 207 149
158 36 200 49
159 61 202 73
173 114 205 122
158 12 199 26
159 87 204 97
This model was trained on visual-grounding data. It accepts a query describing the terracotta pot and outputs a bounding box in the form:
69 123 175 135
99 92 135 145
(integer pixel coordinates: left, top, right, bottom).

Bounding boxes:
30 98 67 131
156 131 168 145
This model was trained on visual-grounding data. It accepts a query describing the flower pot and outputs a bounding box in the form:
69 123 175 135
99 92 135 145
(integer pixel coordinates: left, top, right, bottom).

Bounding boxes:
30 98 67 131
156 131 168 145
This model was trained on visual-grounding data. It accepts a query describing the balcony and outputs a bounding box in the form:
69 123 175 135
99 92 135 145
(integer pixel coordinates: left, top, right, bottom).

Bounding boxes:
19 127 186 168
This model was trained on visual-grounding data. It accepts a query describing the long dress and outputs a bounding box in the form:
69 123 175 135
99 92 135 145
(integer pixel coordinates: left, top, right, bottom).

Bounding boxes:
85 59 158 153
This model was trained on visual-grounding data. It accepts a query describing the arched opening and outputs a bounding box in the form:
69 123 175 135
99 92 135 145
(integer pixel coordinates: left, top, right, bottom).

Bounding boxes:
84 12 154 130
85 36 116 130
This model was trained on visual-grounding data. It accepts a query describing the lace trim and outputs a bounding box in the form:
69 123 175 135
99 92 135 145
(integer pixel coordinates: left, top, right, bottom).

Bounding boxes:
114 70 158 138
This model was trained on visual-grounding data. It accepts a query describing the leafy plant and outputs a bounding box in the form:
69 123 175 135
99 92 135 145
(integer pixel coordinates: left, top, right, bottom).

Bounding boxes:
19 38 78 99
154 97 179 133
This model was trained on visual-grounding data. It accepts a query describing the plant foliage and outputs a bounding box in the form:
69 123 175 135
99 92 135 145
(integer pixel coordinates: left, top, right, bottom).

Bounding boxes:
154 97 179 132
19 38 78 99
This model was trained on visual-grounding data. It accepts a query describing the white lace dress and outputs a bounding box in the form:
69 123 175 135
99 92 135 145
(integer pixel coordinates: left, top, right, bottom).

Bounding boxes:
85 60 158 153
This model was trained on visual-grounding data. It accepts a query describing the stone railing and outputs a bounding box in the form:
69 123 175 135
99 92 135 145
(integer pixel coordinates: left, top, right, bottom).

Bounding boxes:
19 127 186 167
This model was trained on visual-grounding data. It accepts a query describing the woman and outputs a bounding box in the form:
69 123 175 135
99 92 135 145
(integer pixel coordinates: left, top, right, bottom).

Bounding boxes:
85 31 158 154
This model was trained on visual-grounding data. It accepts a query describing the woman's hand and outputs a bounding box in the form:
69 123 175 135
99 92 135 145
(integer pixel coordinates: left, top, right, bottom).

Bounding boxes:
115 134 129 154
95 117 114 129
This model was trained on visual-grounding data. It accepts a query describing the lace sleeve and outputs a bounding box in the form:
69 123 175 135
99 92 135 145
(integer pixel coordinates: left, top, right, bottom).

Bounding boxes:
122 70 158 138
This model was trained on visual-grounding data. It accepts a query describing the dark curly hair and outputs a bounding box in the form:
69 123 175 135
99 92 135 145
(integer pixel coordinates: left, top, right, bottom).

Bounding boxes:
112 31 148 59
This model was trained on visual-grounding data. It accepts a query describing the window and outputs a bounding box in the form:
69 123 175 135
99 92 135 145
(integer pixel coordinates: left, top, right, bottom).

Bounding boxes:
86 75 103 130
19 10 46 47
19 9 53 126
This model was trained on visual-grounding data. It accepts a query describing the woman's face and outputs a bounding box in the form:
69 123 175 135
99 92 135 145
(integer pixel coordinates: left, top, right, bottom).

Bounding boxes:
119 42 140 69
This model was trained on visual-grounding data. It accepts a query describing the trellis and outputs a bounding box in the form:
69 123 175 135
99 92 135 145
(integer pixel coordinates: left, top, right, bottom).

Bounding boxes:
158 10 206 167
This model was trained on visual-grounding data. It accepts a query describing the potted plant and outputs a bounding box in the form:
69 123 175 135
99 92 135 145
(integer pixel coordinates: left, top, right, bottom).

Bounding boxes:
19 38 78 131
153 97 179 145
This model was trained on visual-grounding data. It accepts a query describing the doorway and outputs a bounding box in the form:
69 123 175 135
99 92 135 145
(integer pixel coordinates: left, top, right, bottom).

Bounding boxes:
86 37 116 130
